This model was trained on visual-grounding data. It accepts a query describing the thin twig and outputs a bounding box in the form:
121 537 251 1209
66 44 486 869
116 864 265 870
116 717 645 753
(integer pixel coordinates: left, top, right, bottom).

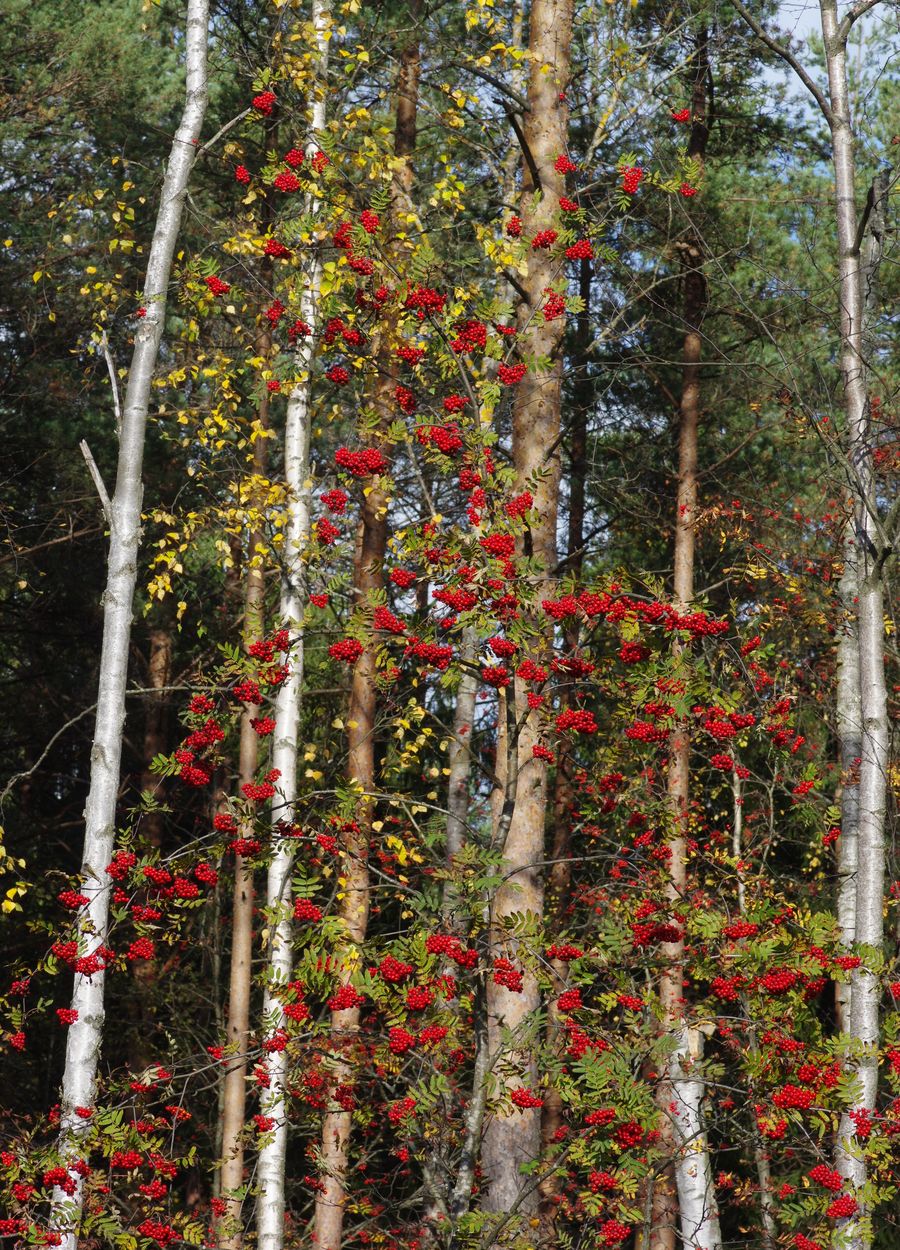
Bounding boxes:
197 108 251 157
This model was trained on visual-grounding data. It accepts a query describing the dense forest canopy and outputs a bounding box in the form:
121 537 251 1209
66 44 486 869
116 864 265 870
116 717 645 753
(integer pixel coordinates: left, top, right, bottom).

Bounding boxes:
0 1 897 1249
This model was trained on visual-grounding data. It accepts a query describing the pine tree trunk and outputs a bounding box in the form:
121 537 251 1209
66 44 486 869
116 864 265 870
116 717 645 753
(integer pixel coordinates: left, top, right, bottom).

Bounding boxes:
48 5 209 1243
313 10 420 1248
653 33 721 1250
821 7 890 1240
256 9 329 1247
217 363 271 1248
138 622 173 849
129 620 174 1069
539 258 590 1239
482 0 574 1219
443 625 479 932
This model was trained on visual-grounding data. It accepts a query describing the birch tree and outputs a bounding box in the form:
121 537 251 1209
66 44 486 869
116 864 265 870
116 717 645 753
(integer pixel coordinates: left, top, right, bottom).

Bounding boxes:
48 2 210 1244
732 0 890 1242
256 7 330 1248
819 6 891 1243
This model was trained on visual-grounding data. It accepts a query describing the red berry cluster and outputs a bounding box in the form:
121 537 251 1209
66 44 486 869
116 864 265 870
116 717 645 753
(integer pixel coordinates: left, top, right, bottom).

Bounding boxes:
328 984 365 1011
127 937 155 962
511 1087 544 1109
416 424 464 456
252 90 276 114
565 238 594 260
621 166 643 194
293 898 323 922
389 1027 416 1054
406 986 434 1010
809 1165 843 1191
334 446 387 476
555 708 598 734
772 1084 815 1109
58 890 89 910
360 210 380 234
403 285 446 315
329 639 364 664
826 1194 858 1219
531 229 558 250
388 1096 416 1124
492 958 523 992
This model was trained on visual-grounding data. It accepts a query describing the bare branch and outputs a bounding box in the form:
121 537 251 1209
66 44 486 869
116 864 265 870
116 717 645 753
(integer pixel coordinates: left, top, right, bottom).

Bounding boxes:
79 441 113 526
839 0 885 42
197 107 251 157
730 0 835 128
98 332 122 433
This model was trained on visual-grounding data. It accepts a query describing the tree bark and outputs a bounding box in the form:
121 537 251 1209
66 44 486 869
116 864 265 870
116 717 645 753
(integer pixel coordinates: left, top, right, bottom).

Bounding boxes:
217 347 272 1248
539 258 591 1239
313 9 420 1249
820 5 890 1240
138 622 173 849
129 619 174 1069
482 0 574 1220
443 625 479 933
653 31 721 1250
256 8 329 1248
48 4 209 1243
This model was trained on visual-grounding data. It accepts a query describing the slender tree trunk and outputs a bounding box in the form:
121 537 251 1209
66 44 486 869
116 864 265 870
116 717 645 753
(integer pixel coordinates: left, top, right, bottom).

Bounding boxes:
443 626 479 932
731 769 776 1250
835 517 862 1034
138 622 173 848
821 6 890 1240
48 5 209 1243
538 258 591 1239
482 0 574 1220
129 620 174 1068
835 163 889 1037
313 10 420 1249
256 9 329 1247
217 367 271 1248
653 33 721 1250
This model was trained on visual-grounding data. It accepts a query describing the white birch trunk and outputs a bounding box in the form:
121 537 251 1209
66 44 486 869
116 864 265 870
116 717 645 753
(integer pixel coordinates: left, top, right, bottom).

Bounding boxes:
49 5 209 1244
669 1029 722 1250
820 4 890 1244
255 7 329 1247
836 526 862 1031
